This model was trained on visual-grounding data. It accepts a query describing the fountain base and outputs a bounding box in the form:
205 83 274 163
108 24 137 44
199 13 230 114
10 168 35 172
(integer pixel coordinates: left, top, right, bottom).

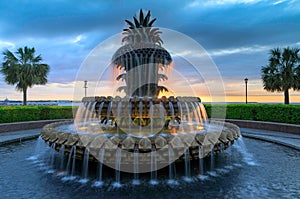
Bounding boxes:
40 120 240 165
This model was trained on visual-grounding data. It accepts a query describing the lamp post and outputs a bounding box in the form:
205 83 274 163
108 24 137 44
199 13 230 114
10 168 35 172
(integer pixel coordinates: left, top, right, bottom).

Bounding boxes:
244 78 248 104
84 80 88 97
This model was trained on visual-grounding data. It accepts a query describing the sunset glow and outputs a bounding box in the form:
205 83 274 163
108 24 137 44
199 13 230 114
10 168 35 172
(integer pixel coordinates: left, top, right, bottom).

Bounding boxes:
0 0 299 103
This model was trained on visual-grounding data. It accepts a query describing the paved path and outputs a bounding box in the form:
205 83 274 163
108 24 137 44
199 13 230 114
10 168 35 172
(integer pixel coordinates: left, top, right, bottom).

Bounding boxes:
0 127 299 151
0 128 41 145
241 128 300 150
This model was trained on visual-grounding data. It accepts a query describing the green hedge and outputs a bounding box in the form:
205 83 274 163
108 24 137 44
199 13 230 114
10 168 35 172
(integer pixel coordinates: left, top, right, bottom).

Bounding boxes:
204 104 300 124
1 104 299 124
0 106 74 123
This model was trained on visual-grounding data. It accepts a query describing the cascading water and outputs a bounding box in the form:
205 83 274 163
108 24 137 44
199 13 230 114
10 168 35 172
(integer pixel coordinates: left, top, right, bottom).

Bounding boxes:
113 147 122 188
183 148 191 182
63 146 76 181
47 143 56 174
177 101 183 120
149 101 154 133
133 146 140 185
65 147 73 176
98 101 105 120
72 147 77 175
150 145 158 185
234 136 256 166
59 145 65 171
27 136 47 161
106 101 113 127
84 102 94 123
199 103 207 123
198 146 204 175
193 102 203 124
92 148 106 187
169 101 175 120
80 148 90 183
167 146 177 185
210 146 215 171
207 146 218 177
138 100 143 135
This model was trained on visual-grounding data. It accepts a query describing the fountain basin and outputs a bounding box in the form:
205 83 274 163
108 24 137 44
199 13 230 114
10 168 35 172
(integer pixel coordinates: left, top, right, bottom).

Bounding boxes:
40 120 240 165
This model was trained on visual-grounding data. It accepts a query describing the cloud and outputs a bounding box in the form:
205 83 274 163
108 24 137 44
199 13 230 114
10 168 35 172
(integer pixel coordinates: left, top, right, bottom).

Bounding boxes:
186 0 263 8
273 0 287 5
71 35 86 44
0 40 15 50
208 45 269 56
0 0 299 102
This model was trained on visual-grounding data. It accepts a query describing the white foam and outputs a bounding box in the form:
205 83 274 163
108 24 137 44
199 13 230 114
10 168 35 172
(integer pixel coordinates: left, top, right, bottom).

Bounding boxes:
92 181 104 187
149 180 159 185
197 175 209 181
112 182 122 188
167 179 179 186
132 179 141 185
61 176 76 182
207 171 218 177
79 178 89 184
182 176 193 182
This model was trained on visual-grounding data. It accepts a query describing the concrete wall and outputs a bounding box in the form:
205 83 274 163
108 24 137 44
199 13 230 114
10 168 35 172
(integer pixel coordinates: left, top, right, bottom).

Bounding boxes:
224 119 300 135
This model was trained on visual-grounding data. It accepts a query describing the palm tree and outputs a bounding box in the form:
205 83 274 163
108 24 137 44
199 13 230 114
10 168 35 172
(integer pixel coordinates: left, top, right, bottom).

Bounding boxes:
261 47 300 104
1 46 50 105
112 9 172 97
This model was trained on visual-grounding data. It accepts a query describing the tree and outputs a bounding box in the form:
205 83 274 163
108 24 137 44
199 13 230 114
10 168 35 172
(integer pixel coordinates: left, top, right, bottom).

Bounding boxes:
1 46 50 105
261 47 300 104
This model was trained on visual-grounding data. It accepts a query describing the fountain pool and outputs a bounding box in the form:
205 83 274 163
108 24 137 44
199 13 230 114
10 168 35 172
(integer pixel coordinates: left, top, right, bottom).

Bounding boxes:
1 137 299 198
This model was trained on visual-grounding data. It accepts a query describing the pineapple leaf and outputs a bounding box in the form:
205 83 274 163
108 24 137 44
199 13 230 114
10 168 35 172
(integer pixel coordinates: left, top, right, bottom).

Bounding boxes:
143 11 151 26
125 20 135 28
133 17 140 28
148 18 156 26
139 9 144 26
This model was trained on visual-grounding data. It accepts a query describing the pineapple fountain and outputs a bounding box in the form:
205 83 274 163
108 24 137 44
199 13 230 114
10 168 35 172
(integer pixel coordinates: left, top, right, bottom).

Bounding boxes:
40 9 240 185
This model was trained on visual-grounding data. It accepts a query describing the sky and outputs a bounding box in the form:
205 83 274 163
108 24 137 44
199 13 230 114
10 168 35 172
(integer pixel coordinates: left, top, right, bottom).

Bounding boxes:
0 0 300 103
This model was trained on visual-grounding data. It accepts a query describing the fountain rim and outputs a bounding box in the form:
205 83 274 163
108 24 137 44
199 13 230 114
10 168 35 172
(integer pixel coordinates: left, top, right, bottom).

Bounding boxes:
40 120 240 154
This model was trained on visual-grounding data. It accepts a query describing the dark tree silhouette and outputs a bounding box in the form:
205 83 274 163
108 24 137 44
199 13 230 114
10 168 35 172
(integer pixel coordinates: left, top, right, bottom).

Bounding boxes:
1 46 50 105
261 47 300 104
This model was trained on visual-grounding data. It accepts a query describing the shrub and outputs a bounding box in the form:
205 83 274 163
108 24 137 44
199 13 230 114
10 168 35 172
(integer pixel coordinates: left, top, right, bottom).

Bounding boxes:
0 106 74 123
1 104 299 124
204 104 300 124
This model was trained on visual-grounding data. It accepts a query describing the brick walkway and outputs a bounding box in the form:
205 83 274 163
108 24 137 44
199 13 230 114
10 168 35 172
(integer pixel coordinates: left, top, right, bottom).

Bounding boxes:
241 128 300 150
0 128 41 145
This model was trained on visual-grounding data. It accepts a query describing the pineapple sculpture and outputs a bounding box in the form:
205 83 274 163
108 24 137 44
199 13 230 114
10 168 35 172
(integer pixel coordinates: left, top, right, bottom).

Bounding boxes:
112 9 172 97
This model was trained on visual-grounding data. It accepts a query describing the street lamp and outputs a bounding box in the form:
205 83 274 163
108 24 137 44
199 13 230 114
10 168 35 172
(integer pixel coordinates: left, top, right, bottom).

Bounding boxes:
84 80 88 97
244 78 248 104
